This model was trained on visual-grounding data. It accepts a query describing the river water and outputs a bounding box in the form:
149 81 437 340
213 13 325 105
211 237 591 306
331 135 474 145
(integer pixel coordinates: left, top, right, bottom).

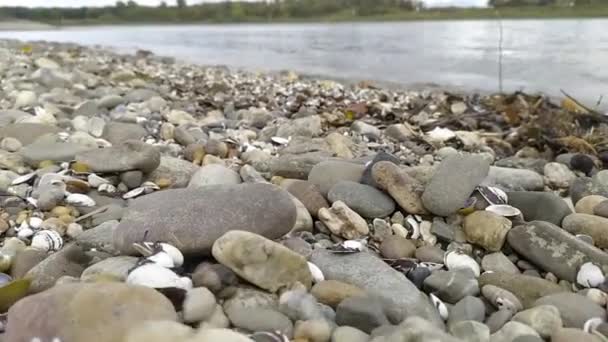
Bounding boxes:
1 20 607 106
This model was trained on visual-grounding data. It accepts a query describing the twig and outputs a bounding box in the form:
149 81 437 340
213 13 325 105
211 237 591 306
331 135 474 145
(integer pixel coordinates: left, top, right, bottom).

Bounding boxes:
496 10 504 94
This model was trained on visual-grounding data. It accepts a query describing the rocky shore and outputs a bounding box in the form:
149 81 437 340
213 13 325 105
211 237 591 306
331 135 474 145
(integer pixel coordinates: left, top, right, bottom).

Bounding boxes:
1 38 608 342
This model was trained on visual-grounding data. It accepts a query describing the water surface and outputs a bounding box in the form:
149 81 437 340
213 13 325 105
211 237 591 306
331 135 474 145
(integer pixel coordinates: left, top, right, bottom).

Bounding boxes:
1 20 607 106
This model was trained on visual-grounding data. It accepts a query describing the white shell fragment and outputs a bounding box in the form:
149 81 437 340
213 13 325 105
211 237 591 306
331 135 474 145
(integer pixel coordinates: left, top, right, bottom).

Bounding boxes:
31 230 64 252
476 186 508 205
270 136 290 145
65 193 96 207
87 174 110 188
122 182 160 200
430 293 449 320
584 317 604 334
427 127 456 143
28 217 43 229
444 250 480 277
17 228 34 239
98 183 117 194
485 204 522 218
405 215 421 240
577 262 605 288
11 172 37 186
307 262 325 283
133 242 184 268
126 263 192 290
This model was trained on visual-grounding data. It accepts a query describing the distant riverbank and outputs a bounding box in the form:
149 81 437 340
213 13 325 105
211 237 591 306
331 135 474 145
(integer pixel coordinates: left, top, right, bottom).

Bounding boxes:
3 4 608 28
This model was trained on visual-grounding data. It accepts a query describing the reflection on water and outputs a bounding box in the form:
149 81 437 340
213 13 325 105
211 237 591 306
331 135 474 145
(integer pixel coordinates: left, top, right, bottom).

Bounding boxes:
1 20 607 106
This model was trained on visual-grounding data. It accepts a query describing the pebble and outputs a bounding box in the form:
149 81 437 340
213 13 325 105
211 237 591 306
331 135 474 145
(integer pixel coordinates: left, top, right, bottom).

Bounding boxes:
511 305 562 338
481 252 520 274
544 162 577 188
507 221 608 282
423 270 480 304
482 166 544 191
463 211 512 252
311 280 366 308
328 181 395 218
448 296 486 327
308 160 365 195
125 321 193 342
318 201 369 240
478 272 565 308
449 320 490 342
371 161 427 215
114 184 297 255
562 213 608 249
6 283 176 342
335 296 390 334
294 319 332 342
183 287 217 323
102 122 147 145
80 256 138 282
379 236 416 259
422 154 490 216
146 156 199 189
593 199 608 218
331 326 369 342
310 249 442 326
490 321 540 342
574 195 607 214
188 164 242 187
212 230 312 292
76 140 161 174
226 306 294 337
533 293 606 329
507 191 573 225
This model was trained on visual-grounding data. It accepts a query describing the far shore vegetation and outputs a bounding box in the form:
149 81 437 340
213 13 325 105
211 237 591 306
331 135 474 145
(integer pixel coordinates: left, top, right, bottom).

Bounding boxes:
0 0 607 25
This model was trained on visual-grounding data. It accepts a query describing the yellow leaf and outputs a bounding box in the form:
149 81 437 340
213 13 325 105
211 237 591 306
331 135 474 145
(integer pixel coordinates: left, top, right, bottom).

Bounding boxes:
0 278 31 313
20 45 33 55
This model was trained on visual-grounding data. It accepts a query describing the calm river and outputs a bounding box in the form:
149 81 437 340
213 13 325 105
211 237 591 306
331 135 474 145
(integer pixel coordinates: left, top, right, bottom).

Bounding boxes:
1 20 607 106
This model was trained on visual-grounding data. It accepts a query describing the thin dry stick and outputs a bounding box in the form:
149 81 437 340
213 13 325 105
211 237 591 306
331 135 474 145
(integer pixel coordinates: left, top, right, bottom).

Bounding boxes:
496 10 504 93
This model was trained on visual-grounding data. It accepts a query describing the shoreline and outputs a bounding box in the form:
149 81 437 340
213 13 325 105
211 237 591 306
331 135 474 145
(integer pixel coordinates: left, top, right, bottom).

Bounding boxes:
1 38 608 341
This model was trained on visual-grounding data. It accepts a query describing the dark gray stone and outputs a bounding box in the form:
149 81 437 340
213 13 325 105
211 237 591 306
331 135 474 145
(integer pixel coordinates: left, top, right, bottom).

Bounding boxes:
422 154 490 216
336 296 390 334
534 293 606 329
423 270 479 304
507 191 572 225
310 249 443 327
113 184 297 256
328 181 395 218
361 152 401 188
75 140 160 174
507 221 608 283
448 296 485 327
308 160 365 196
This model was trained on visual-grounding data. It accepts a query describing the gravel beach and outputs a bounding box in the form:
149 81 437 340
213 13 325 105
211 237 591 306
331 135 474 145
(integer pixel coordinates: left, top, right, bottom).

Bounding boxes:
1 38 608 342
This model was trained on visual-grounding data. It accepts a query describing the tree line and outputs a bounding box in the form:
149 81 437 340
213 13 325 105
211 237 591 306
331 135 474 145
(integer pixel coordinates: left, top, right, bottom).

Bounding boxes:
0 0 420 23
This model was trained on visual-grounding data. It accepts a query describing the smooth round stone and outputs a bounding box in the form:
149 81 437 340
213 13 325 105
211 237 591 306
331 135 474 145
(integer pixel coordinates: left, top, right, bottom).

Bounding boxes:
20 142 92 166
507 191 572 225
423 270 479 304
328 181 395 218
490 321 540 342
311 280 366 308
331 326 369 342
80 256 138 282
570 154 596 174
294 319 332 342
10 247 47 279
281 237 313 259
574 195 607 214
212 230 312 292
593 200 608 218
183 287 217 323
14 90 37 108
481 252 519 274
113 184 297 256
97 95 124 109
187 164 242 188
562 213 608 249
351 120 381 140
192 328 254 342
544 162 576 188
6 283 176 342
360 152 400 187
448 296 485 327
534 293 606 329
485 309 513 333
191 263 237 293
310 249 442 326
308 160 365 196
146 156 198 189
379 236 416 259
280 179 329 218
552 328 604 342
76 140 160 174
482 166 544 191
422 154 490 216
336 296 390 334
508 221 608 282
415 245 445 264
0 137 22 152
225 306 293 337
463 211 512 252
478 272 565 309
120 170 143 189
449 320 490 342
570 177 593 205
279 289 328 322
124 321 193 342
512 305 562 338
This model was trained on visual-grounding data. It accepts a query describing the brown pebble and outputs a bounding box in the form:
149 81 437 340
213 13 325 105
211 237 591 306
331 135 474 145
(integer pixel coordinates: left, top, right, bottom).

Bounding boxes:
311 280 366 308
379 236 416 259
205 139 228 158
